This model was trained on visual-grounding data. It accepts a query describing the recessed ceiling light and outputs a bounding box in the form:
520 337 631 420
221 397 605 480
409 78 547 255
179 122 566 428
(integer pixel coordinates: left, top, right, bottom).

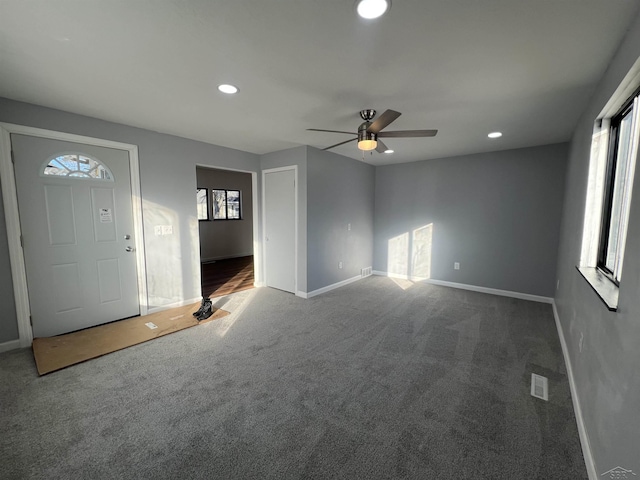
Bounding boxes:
356 0 390 19
384 149 394 154
488 131 502 138
218 84 239 94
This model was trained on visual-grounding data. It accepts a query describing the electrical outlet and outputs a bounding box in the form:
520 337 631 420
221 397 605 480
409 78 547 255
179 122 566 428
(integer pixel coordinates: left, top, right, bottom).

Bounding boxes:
454 262 460 270
339 261 343 269
347 223 351 231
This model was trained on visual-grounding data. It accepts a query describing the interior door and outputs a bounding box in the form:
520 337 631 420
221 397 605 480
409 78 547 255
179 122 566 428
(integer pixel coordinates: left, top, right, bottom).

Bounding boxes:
264 168 296 293
11 134 140 337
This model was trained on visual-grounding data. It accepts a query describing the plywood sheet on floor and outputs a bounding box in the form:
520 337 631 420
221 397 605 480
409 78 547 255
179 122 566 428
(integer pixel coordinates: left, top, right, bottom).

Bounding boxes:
32 303 229 375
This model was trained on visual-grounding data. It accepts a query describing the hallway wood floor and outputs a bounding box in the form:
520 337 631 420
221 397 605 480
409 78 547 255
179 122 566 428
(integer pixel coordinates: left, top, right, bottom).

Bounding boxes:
201 255 254 298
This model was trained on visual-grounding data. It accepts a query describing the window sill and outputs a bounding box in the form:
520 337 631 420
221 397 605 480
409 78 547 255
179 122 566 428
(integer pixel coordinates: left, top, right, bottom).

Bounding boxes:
576 266 618 311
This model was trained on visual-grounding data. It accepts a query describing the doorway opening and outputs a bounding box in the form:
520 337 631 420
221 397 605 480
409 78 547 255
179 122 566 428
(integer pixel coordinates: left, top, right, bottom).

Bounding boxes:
196 166 255 298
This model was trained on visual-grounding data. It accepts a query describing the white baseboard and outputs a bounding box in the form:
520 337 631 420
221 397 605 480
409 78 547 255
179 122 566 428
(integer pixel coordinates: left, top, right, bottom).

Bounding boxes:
298 275 363 299
201 253 253 263
372 271 553 304
0 339 21 353
552 301 597 479
146 297 202 315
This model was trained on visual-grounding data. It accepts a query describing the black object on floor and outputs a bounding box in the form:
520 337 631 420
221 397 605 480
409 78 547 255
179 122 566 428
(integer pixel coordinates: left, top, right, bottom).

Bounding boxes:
196 298 213 321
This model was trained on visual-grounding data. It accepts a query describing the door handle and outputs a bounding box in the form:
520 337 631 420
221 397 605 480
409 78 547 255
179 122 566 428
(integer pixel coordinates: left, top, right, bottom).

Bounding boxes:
125 246 135 252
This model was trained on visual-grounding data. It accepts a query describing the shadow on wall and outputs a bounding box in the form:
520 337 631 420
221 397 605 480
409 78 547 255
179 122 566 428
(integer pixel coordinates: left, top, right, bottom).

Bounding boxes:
387 224 433 290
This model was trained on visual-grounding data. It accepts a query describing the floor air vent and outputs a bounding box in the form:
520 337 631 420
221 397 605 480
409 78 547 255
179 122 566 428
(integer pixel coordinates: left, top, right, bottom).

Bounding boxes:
361 267 372 277
530 373 548 401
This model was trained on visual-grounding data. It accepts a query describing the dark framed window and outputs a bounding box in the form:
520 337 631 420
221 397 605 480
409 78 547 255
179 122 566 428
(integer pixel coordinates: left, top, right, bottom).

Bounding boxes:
212 189 241 220
597 91 639 284
197 188 209 220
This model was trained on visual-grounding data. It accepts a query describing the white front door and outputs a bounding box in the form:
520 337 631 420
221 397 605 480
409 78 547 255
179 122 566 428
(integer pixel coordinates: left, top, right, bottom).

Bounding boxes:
264 168 296 293
11 134 140 337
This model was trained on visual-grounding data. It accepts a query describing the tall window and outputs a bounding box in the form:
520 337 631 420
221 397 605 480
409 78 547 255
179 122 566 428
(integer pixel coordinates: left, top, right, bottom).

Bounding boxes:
597 92 640 284
580 69 640 310
196 188 209 220
212 189 241 220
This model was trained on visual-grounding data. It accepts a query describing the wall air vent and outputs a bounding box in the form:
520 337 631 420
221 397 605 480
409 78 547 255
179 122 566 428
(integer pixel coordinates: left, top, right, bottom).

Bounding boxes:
361 267 372 277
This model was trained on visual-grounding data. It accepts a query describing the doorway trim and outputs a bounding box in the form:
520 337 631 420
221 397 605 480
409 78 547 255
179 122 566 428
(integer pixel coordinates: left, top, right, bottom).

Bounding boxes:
195 164 262 286
0 123 148 347
261 165 298 294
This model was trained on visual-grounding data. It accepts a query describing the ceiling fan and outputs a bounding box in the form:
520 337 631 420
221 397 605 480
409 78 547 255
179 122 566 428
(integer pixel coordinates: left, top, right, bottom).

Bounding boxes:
307 109 438 153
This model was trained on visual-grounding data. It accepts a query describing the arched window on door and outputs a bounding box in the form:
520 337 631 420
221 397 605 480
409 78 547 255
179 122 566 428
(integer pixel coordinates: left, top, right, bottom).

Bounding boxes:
42 153 114 180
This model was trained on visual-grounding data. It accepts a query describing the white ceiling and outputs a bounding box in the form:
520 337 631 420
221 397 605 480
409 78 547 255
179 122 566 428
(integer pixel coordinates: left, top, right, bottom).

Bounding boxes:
1 0 639 165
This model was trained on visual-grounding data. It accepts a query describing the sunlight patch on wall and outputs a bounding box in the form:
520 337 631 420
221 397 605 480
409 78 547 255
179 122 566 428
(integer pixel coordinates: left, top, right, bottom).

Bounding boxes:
388 232 409 277
387 224 433 289
144 199 183 307
412 224 432 279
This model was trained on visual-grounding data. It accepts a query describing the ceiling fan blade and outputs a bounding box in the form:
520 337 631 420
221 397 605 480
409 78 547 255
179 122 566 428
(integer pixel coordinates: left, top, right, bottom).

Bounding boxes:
367 109 401 134
323 137 357 150
307 128 356 135
378 129 438 138
375 139 389 153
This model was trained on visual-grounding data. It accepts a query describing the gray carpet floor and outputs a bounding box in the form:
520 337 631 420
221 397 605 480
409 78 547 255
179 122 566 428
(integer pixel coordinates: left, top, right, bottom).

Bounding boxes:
0 276 587 479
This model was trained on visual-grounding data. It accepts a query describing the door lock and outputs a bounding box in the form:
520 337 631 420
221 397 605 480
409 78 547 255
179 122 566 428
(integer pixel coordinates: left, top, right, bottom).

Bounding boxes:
125 246 134 252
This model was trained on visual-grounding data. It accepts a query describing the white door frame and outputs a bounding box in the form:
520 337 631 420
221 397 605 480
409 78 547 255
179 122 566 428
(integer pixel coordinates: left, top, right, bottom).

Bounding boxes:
261 165 298 294
195 164 262 286
0 123 148 347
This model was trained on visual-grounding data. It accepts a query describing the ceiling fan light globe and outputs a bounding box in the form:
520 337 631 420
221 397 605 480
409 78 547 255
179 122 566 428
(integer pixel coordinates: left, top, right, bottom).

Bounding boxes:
358 125 377 150
358 139 377 151
356 0 390 19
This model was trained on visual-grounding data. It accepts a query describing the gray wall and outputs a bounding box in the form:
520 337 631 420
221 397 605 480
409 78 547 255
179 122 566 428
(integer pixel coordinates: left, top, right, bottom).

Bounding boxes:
259 146 374 294
554 10 640 474
374 143 568 297
307 147 374 292
0 97 260 343
196 167 253 262
260 146 308 293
